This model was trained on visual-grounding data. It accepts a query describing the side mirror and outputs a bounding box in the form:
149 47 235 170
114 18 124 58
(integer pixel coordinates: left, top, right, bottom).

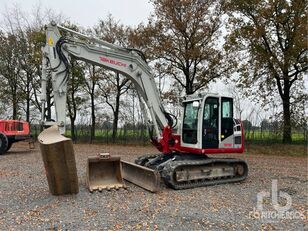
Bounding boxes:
192 101 200 108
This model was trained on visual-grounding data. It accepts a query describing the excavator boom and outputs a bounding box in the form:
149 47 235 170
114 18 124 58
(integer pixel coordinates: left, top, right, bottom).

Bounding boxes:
40 22 170 193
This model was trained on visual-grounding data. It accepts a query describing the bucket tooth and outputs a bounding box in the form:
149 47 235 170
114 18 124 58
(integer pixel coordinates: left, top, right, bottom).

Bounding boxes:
38 125 79 195
86 154 126 192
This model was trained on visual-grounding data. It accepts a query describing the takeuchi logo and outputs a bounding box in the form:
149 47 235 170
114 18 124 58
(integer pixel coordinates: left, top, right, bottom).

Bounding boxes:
99 56 127 67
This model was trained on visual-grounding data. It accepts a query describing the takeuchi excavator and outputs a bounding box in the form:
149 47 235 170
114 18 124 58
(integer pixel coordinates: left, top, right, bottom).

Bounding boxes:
39 22 248 192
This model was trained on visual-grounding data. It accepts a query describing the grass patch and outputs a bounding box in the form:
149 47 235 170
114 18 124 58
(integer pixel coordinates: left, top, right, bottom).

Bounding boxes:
245 143 307 157
245 130 306 144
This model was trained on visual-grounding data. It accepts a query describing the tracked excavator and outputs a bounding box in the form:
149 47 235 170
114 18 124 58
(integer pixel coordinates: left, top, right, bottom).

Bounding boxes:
39 22 248 193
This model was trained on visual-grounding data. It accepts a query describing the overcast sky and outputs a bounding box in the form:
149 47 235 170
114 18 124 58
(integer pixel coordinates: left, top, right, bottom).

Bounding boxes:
0 0 153 27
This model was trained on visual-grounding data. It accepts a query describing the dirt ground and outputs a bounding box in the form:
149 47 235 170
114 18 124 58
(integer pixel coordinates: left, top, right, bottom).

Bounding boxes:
0 142 307 230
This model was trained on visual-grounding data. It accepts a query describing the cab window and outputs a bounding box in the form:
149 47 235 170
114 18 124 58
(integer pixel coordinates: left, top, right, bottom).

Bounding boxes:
221 97 234 140
222 99 233 118
182 101 199 144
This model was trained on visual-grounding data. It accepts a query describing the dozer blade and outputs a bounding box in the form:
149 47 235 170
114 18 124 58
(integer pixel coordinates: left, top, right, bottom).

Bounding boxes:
121 160 161 193
87 153 126 192
38 125 79 195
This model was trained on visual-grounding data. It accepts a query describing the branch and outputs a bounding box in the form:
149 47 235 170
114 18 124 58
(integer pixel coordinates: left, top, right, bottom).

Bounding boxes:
273 4 285 52
170 72 186 88
247 11 284 72
274 75 284 98
120 82 132 96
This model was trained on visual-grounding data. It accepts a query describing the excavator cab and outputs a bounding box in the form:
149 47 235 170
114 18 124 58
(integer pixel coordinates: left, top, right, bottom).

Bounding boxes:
181 94 243 152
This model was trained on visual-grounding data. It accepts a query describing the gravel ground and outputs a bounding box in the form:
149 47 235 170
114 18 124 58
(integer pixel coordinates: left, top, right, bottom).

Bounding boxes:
0 142 307 230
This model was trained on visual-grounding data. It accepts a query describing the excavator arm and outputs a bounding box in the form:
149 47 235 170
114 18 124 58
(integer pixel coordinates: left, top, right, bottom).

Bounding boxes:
41 22 173 153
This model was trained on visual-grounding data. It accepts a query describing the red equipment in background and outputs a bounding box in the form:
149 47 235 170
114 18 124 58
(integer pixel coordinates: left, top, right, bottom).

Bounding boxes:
0 120 32 155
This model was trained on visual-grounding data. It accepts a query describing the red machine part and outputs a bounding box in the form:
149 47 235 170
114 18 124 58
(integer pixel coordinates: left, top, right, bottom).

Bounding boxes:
0 120 30 136
154 121 244 155
0 120 31 155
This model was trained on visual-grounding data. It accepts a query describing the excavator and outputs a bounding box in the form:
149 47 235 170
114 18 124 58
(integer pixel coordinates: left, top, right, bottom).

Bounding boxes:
39 22 248 193
0 120 32 155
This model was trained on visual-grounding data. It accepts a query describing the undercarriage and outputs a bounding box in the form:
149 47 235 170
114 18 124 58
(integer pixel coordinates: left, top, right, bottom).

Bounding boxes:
135 153 248 190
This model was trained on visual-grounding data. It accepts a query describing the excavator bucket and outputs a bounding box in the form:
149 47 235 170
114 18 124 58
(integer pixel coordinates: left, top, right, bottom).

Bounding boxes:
38 125 79 195
86 153 126 192
121 160 161 193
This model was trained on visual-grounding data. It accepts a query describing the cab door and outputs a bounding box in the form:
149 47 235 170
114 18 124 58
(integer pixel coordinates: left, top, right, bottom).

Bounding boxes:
182 101 199 145
202 97 219 149
221 97 234 141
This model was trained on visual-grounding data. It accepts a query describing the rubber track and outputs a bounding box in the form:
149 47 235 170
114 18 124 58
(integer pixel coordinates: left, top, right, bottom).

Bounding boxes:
134 153 162 166
161 158 248 190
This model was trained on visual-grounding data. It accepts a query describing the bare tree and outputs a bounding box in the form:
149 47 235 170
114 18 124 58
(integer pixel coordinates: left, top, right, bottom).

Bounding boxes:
0 32 22 119
0 3 65 122
225 0 307 143
98 73 131 142
67 59 86 141
94 15 132 142
83 64 100 143
130 0 227 95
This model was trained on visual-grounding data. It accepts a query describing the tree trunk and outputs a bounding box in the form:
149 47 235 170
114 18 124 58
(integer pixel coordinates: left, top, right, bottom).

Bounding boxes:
26 99 30 122
281 78 292 143
67 92 76 142
26 73 31 122
12 105 17 120
70 118 76 142
282 97 292 143
90 94 95 143
112 92 120 143
185 79 194 95
26 87 30 122
12 92 18 120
